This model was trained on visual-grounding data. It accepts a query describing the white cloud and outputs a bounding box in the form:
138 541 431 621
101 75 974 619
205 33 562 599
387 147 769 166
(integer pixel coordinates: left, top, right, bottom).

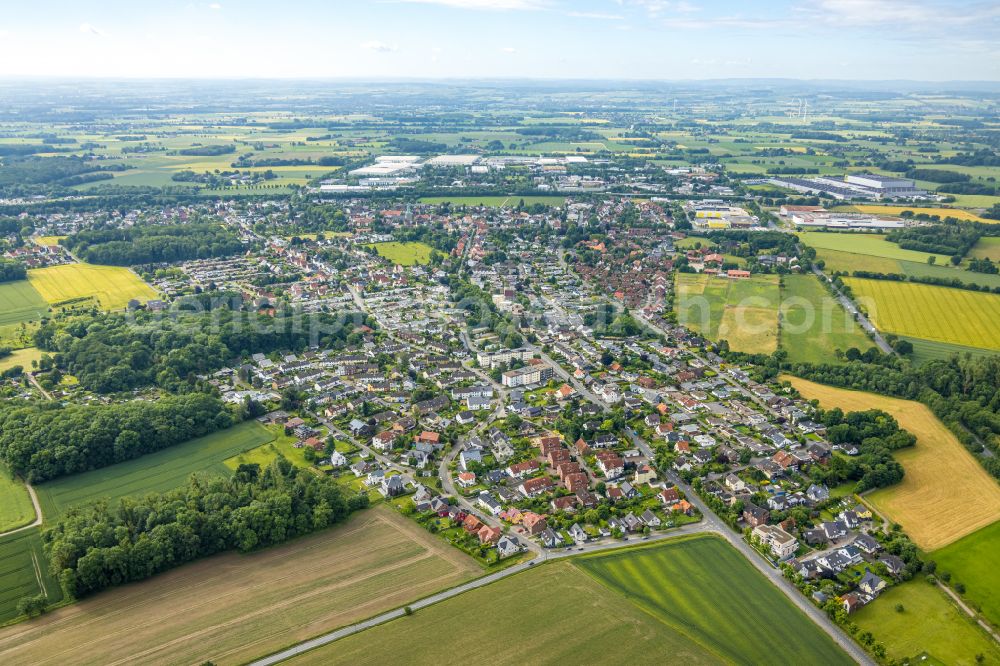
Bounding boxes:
360 40 397 52
395 0 545 9
501 46 517 53
78 23 105 37
567 11 625 20
209 3 222 9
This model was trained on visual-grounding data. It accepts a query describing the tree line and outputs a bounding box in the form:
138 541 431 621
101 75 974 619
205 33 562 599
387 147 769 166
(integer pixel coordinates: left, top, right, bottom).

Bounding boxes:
0 259 27 283
44 459 369 598
34 307 368 394
64 223 244 266
0 392 231 482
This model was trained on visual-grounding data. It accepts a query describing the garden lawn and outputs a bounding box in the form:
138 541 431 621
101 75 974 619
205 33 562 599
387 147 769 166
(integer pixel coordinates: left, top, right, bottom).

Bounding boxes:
931 520 1000 628
35 421 274 522
852 580 1000 666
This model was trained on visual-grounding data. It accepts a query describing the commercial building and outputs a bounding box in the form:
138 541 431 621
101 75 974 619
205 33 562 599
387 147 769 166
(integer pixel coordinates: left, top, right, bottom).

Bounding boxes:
767 174 927 201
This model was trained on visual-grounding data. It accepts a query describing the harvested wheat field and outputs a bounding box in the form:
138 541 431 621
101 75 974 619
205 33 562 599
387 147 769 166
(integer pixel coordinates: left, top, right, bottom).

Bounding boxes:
0 506 480 666
785 376 1000 551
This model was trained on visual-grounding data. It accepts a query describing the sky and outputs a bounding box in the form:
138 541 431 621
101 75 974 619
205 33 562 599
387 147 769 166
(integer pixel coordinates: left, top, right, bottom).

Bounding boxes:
0 0 998 80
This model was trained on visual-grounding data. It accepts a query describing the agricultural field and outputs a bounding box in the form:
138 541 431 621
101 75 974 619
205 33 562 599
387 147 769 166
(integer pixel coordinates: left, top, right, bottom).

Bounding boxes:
675 273 780 353
852 580 1000 666
0 507 480 666
779 274 871 364
35 421 274 522
844 278 1000 351
0 529 62 624
0 347 44 373
0 465 35 533
0 280 48 327
811 247 902 274
368 241 436 266
798 231 950 266
900 336 999 366
293 536 849 666
785 376 1000 550
969 237 1000 261
931 521 1000 628
27 263 158 311
839 205 993 224
673 236 717 250
576 536 851 665
899 259 1000 289
418 195 565 207
289 560 717 666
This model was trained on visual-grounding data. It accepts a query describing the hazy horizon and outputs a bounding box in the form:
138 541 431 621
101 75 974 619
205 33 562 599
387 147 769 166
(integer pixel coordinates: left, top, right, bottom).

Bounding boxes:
1 0 998 81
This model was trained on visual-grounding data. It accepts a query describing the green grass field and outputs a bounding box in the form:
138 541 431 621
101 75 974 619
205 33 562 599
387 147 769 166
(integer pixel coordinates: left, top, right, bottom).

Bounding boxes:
28 263 158 311
0 528 62 624
0 465 35 533
35 421 274 522
814 247 902 274
931 520 1000 629
673 236 717 250
902 336 1000 365
969 237 1000 261
899 260 1000 289
0 280 48 327
852 580 1000 665
576 536 852 665
224 425 315 470
780 274 871 363
845 278 1000 351
799 231 950 266
675 273 780 353
0 347 44 373
418 195 565 207
367 241 436 266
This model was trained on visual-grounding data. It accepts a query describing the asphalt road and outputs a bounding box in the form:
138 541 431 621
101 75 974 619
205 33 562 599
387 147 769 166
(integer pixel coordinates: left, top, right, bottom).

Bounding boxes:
810 265 894 354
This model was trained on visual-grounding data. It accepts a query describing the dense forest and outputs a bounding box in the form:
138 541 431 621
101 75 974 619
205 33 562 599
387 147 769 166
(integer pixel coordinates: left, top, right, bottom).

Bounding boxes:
63 223 244 265
0 392 232 481
885 221 985 257
0 259 27 283
788 354 1000 479
34 308 370 394
44 460 369 598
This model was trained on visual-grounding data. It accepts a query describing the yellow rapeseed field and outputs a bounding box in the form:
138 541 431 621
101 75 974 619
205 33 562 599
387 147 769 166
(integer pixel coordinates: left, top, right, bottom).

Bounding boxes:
28 263 158 311
845 278 1000 351
848 205 993 223
785 376 1000 551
